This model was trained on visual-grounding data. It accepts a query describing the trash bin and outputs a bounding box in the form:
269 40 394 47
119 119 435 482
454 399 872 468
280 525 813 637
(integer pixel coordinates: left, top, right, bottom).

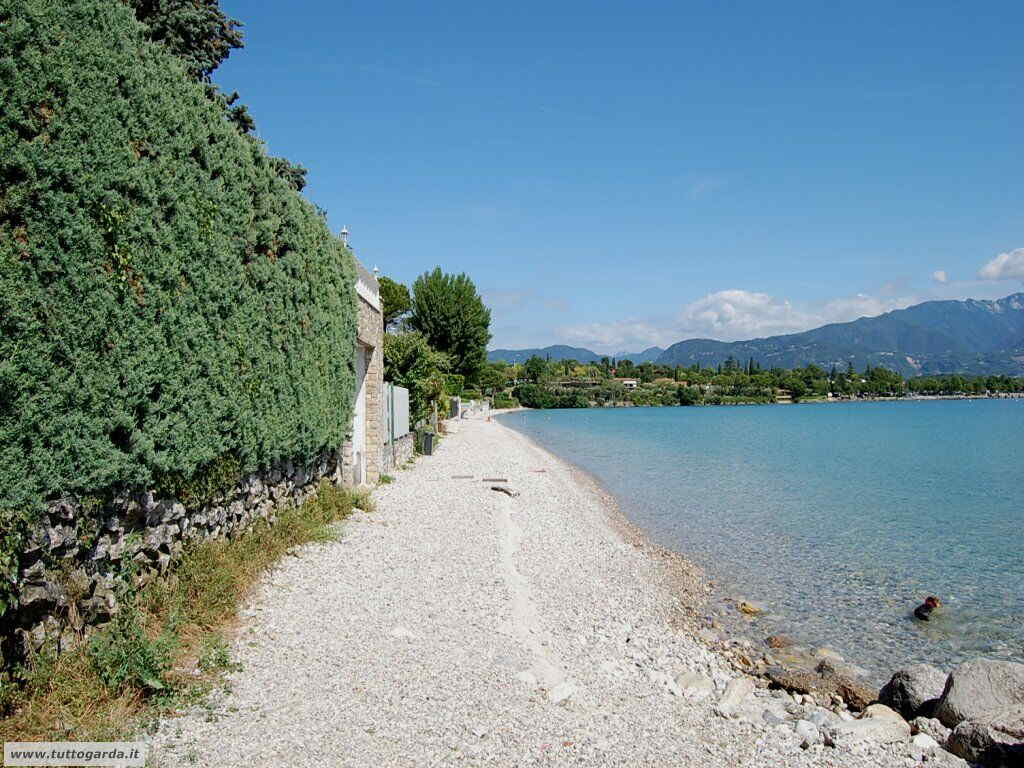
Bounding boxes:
421 430 434 456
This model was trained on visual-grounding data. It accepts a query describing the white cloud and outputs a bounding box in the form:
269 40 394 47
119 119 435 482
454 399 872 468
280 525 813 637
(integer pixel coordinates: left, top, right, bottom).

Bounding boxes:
677 290 815 339
932 270 948 284
557 319 677 353
979 248 1024 281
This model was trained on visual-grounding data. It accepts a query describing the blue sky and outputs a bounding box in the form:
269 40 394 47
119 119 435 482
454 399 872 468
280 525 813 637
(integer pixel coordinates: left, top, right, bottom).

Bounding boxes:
217 0 1024 353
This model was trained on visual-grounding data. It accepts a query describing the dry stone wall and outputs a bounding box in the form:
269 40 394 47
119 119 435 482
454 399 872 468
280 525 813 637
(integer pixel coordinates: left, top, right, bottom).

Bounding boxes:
2 449 345 666
381 433 415 474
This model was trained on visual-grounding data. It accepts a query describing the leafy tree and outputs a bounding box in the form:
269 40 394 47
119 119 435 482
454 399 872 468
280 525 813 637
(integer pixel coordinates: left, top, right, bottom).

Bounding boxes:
409 268 491 383
524 356 548 383
383 332 450 426
478 364 506 394
379 276 412 331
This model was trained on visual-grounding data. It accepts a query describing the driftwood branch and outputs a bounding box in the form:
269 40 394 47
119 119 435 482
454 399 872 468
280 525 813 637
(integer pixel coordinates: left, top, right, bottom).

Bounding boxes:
490 485 520 498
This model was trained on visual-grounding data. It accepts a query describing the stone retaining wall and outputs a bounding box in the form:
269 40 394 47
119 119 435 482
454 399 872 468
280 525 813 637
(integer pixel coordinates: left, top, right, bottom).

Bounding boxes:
2 449 346 666
381 433 415 475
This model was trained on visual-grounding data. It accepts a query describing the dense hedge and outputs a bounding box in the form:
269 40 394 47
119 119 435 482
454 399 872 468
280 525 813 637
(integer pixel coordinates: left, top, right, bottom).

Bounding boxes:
0 0 357 514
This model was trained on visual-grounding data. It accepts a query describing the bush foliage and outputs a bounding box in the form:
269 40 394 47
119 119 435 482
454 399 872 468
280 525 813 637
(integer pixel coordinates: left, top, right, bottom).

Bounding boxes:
0 0 358 515
383 332 449 427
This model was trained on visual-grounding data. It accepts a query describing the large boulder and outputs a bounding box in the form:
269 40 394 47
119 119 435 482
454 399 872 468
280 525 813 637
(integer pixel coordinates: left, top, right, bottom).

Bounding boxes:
823 704 912 748
935 659 1024 728
879 664 948 719
947 710 1024 766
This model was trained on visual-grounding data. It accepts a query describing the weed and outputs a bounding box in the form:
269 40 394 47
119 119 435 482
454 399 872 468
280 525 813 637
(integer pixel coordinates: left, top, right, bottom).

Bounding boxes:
88 597 175 694
350 488 375 514
379 474 394 485
0 480 361 741
197 635 239 674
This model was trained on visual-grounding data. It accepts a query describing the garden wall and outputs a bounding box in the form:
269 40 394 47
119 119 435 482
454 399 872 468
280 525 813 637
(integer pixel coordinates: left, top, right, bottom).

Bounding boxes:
3 449 347 666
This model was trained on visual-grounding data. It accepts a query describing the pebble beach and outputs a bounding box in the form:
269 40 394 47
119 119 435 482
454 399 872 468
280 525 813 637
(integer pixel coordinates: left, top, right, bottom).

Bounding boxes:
150 414 962 767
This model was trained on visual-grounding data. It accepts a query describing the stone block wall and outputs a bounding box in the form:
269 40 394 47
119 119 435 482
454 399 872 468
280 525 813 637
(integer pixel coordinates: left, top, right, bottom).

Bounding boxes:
381 433 415 475
2 449 345 666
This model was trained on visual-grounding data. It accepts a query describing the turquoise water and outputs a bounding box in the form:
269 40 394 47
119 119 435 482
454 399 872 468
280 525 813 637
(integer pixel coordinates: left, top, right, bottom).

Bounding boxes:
498 400 1024 680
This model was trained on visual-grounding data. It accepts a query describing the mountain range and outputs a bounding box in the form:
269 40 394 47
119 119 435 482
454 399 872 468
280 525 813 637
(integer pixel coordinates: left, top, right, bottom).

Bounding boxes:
488 293 1024 376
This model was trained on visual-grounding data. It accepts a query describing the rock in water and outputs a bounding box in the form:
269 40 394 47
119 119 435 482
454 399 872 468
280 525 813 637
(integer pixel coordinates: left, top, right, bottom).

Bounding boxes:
737 599 764 616
947 711 1024 766
935 659 1024 728
879 664 948 719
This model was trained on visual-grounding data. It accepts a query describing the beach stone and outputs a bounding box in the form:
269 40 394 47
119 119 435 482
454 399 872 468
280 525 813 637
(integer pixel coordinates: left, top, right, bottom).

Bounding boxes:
716 677 755 718
765 634 794 649
795 719 821 748
935 659 1024 728
823 704 911 748
947 711 1024 766
766 663 876 712
548 681 575 705
910 716 951 744
879 664 947 719
808 708 840 728
911 732 939 751
675 671 715 701
861 703 906 723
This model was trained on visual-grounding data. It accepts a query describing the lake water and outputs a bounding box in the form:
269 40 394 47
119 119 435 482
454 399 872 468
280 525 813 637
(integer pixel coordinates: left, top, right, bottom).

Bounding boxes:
498 400 1024 680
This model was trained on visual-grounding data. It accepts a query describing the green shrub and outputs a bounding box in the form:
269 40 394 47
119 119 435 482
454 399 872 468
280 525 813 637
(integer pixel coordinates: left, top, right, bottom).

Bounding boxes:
442 373 464 397
492 394 518 409
383 332 449 426
0 0 358 520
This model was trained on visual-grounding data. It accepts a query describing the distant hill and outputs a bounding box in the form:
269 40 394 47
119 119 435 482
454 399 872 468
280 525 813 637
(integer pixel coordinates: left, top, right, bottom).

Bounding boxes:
655 293 1024 376
613 346 665 363
487 345 664 364
488 294 1024 376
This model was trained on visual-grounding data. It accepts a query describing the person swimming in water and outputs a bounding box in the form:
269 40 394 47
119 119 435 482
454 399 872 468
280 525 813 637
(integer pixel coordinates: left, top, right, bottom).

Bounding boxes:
914 596 941 621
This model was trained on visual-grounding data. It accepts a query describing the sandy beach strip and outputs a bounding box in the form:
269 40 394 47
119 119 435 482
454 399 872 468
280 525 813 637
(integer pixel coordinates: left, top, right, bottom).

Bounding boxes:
149 415 934 767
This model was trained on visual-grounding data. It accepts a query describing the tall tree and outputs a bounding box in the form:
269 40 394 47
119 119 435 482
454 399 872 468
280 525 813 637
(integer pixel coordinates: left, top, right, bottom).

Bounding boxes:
379 276 412 331
409 268 491 382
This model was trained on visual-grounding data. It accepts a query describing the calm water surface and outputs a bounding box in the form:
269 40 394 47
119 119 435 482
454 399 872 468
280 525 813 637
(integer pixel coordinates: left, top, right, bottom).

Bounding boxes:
498 400 1024 679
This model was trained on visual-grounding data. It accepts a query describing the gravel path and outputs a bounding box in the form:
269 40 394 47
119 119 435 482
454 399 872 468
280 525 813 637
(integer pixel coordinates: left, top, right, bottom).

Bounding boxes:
150 417 935 767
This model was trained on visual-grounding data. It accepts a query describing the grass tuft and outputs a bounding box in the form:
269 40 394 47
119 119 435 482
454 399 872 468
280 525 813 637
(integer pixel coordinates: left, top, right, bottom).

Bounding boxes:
0 480 363 741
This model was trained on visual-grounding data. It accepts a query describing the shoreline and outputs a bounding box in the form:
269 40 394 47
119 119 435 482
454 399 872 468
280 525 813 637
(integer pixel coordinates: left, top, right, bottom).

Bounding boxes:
150 415 956 767
491 414 883 685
